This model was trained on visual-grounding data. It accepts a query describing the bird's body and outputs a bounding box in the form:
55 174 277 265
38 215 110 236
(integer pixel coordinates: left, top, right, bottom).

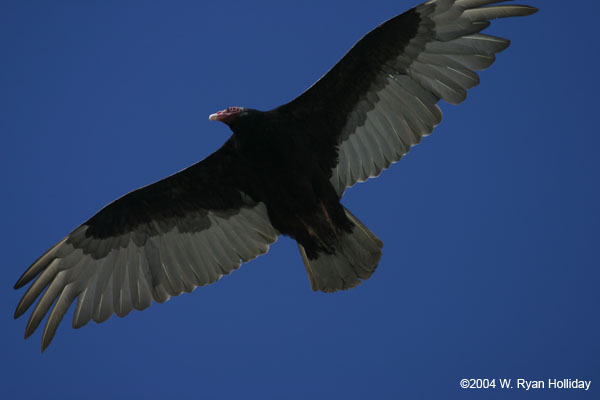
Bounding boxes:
14 0 538 351
229 110 352 258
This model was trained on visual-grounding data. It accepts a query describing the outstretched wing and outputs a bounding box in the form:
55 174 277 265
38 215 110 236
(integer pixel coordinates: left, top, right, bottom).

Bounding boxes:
14 139 278 351
275 0 537 195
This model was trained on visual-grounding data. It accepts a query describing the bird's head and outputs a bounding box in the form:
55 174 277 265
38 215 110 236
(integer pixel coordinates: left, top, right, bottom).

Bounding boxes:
209 106 247 126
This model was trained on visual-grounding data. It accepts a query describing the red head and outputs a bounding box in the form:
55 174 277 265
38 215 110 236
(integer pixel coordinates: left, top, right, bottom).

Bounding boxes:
209 106 246 125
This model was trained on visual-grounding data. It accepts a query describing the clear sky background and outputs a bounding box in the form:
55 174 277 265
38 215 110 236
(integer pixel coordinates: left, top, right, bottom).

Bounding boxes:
1 1 598 399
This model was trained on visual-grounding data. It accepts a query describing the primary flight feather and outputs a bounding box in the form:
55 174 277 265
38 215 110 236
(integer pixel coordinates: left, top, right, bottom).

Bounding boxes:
14 0 538 351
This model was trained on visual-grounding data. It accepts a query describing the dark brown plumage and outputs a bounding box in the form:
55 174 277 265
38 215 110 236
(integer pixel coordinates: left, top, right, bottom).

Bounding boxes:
14 0 538 351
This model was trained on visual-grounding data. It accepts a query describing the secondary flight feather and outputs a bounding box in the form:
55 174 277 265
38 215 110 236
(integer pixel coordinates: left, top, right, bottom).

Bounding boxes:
14 0 538 351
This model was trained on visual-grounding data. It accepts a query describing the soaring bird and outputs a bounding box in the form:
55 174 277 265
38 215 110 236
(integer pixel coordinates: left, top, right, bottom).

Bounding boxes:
14 0 538 351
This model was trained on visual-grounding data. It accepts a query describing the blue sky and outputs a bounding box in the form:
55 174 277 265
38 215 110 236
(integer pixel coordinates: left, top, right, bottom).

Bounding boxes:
1 0 598 399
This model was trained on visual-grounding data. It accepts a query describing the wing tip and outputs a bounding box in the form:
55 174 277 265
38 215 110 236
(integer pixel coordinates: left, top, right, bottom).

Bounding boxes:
14 273 30 290
41 333 53 353
24 325 35 339
513 5 538 17
14 304 26 319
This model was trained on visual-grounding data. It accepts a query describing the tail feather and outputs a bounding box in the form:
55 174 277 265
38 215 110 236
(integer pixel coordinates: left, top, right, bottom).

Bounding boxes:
298 207 383 292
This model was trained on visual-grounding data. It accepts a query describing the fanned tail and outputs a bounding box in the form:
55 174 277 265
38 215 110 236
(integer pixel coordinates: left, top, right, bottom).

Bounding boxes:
298 207 383 292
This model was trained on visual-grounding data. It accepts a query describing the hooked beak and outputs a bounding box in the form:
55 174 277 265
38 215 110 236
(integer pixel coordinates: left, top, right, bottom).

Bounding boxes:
209 107 244 124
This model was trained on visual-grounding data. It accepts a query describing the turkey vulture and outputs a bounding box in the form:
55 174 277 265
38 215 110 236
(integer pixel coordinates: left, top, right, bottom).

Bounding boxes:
14 0 538 351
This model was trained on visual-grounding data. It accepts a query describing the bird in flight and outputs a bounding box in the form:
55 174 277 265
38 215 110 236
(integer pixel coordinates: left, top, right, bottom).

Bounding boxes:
14 0 538 351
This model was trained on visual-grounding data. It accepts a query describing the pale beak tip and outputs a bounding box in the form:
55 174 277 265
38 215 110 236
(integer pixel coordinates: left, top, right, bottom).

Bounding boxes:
209 113 218 121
